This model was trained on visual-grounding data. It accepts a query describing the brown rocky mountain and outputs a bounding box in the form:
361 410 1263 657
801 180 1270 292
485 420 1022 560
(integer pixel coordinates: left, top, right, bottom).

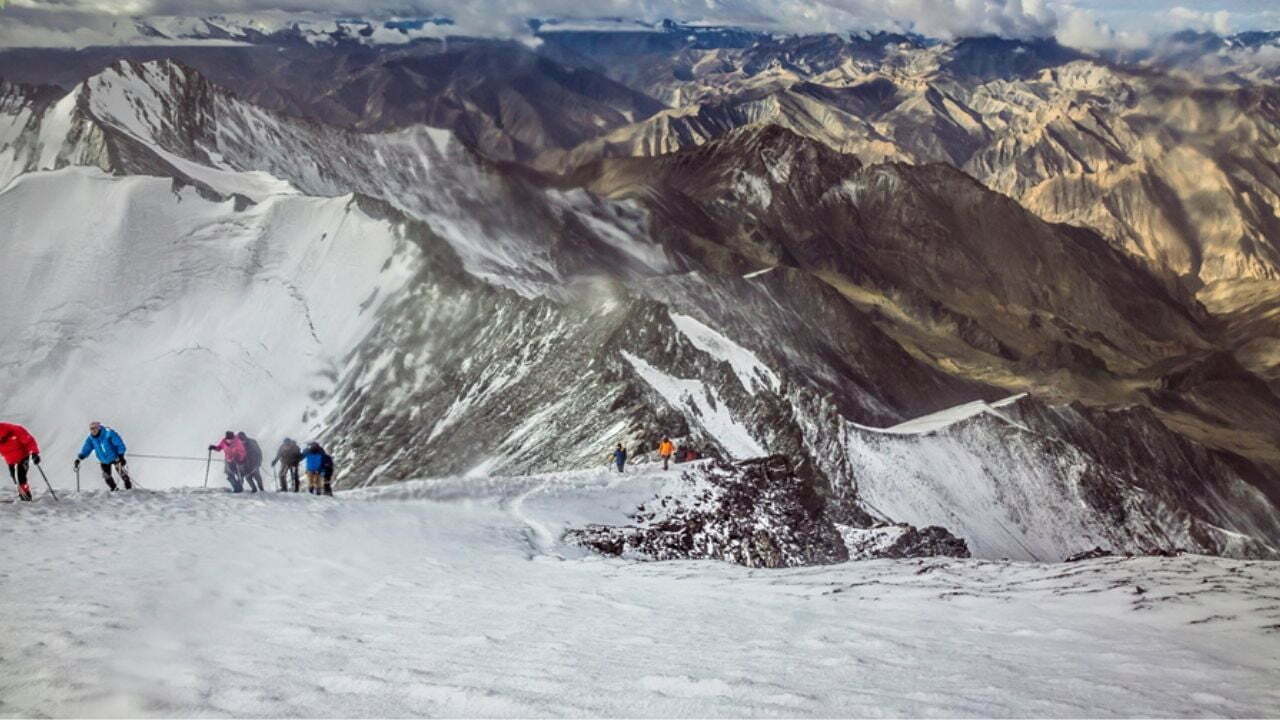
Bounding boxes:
0 39 665 164
563 123 1280 471
541 36 1280 302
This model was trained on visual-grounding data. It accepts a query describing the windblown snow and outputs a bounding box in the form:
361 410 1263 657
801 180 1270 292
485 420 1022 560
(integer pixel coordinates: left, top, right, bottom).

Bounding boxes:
1 467 1277 717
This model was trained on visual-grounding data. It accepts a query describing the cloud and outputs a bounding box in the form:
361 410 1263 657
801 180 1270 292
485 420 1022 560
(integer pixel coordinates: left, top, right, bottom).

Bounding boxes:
1054 7 1151 51
0 0 1273 49
1167 5 1233 34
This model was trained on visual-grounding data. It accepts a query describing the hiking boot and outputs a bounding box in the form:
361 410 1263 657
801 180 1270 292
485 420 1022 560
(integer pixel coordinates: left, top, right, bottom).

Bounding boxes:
17 483 32 501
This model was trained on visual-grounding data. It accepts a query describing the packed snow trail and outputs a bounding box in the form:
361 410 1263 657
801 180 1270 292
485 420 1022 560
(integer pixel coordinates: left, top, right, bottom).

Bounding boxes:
1 465 1278 718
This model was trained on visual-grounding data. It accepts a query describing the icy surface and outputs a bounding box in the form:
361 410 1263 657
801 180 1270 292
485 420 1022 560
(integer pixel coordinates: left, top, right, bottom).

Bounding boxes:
1 466 1278 717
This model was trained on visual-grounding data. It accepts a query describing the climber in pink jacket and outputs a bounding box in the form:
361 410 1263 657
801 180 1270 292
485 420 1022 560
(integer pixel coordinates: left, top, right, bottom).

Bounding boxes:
209 431 247 492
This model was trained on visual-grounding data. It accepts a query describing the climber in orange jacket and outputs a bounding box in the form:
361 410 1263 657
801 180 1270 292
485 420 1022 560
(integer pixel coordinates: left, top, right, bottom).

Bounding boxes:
658 436 676 471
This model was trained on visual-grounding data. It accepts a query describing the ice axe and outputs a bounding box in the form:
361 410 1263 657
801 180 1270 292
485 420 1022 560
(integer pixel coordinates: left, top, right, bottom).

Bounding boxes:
74 461 80 492
33 462 58 502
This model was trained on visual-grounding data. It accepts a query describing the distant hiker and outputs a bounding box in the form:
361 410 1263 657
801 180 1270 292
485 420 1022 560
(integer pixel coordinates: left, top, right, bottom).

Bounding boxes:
74 421 132 491
302 442 327 495
658 436 675 471
611 443 627 474
209 431 247 493
0 422 40 502
271 438 303 492
237 432 265 493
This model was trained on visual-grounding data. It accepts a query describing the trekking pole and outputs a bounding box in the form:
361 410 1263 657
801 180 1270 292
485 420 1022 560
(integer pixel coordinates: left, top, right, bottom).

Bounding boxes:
34 464 59 502
203 449 211 489
74 463 80 492
121 462 144 490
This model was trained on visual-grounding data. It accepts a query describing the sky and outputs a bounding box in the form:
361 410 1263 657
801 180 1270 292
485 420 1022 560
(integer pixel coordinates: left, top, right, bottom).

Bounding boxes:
0 1 1277 49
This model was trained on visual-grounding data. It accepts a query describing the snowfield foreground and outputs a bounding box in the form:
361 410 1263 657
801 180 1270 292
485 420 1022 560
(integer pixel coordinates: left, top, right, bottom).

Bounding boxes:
1 465 1278 718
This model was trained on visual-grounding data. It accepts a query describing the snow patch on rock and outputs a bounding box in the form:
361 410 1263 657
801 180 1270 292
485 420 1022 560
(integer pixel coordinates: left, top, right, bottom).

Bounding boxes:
670 311 780 395
621 350 766 458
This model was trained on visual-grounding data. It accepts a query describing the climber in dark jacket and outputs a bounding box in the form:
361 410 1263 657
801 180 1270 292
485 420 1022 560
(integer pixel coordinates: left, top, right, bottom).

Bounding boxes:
271 438 304 492
319 450 335 497
237 432 265 493
611 443 627 474
302 442 335 496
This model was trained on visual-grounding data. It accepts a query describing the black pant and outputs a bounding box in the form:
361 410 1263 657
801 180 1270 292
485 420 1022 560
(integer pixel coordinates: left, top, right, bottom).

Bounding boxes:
225 462 243 492
8 458 30 498
242 464 263 492
100 461 132 490
278 464 299 491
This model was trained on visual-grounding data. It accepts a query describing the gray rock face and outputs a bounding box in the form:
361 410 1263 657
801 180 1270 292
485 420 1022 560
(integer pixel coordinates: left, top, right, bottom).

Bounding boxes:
566 456 850 568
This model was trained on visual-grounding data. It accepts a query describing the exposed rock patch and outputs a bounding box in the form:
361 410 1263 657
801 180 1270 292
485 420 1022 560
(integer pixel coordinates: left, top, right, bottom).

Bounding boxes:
839 524 971 560
566 456 850 568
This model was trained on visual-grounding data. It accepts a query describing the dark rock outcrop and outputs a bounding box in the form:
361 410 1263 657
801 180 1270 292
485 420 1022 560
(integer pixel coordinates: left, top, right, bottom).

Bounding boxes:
841 524 972 560
566 456 849 568
1065 547 1113 562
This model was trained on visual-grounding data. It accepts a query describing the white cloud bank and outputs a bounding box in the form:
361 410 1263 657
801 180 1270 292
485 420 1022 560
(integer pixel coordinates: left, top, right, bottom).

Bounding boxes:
0 0 1272 49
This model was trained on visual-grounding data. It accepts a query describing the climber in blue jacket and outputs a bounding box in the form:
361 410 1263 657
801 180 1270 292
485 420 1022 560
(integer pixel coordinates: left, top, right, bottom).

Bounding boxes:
74 421 133 491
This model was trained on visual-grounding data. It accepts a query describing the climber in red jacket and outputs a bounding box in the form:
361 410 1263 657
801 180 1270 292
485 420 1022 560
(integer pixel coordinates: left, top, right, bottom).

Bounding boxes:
0 422 41 501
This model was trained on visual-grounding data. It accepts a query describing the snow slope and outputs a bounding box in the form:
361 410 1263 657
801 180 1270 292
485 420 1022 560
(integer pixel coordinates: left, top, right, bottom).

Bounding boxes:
2 467 1278 717
0 168 418 490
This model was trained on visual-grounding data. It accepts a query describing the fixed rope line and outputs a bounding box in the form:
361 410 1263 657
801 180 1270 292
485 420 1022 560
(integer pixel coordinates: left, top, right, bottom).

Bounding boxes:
125 453 217 463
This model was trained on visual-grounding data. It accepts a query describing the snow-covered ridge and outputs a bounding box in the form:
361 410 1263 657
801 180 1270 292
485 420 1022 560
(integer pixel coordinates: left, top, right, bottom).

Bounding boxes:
822 396 1280 562
2 59 673 297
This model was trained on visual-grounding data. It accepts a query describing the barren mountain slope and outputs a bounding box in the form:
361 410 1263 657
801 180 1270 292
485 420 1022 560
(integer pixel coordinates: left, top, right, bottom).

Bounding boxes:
548 37 1280 292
